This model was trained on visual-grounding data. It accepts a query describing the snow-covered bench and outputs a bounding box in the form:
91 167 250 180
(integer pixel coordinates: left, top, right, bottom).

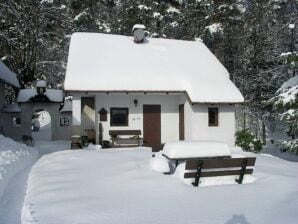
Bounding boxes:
162 141 232 167
184 157 256 186
109 130 142 147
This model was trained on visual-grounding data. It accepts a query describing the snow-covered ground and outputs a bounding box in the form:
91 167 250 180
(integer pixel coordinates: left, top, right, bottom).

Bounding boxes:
32 111 52 141
22 148 298 224
0 135 38 224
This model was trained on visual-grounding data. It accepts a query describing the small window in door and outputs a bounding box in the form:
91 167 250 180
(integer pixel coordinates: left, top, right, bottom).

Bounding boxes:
110 108 129 126
208 107 218 126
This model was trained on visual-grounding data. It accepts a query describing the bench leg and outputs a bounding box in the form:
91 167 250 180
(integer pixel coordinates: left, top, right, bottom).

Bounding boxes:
192 162 203 187
236 159 248 184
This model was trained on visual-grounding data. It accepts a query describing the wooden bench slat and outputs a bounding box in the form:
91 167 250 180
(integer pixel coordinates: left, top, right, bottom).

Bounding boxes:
184 169 254 178
109 130 141 135
185 157 256 170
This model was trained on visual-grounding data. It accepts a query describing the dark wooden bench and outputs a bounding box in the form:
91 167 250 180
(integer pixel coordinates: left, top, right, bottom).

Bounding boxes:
109 130 142 147
184 157 256 187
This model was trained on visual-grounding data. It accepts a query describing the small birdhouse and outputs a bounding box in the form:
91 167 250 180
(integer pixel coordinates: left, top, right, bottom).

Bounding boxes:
99 108 107 121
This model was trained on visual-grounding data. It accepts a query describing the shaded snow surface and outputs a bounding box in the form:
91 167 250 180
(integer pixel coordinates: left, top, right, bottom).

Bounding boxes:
0 135 38 224
22 148 298 224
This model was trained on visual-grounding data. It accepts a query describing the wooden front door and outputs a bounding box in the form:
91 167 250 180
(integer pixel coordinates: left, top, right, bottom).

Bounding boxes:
143 105 161 150
179 104 185 140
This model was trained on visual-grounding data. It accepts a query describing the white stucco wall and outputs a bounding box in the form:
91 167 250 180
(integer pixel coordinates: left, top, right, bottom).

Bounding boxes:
72 93 81 126
94 93 184 143
184 101 236 147
71 92 236 147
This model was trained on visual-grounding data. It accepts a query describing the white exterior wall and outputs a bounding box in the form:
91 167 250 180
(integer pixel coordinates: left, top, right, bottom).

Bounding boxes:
184 101 236 147
72 93 81 126
94 93 184 143
71 92 236 147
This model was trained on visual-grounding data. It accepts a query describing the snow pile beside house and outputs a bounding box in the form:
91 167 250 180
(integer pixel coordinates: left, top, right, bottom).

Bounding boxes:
163 141 231 158
0 135 38 201
150 152 170 173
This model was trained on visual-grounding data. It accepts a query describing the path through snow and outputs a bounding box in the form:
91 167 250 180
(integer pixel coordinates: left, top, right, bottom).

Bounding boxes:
0 167 31 224
0 137 70 224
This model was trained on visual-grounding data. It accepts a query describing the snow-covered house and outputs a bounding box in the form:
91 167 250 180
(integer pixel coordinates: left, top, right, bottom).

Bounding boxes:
0 60 20 134
64 30 244 149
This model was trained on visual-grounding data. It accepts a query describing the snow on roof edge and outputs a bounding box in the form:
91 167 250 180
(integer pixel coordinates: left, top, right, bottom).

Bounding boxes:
65 89 244 103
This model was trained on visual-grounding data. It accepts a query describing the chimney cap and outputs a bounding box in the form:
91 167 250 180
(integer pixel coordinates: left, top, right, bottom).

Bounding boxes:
132 24 146 31
132 24 146 43
36 80 47 88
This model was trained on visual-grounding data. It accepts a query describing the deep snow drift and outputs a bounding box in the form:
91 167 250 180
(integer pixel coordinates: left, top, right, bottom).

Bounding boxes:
22 148 298 224
0 135 37 200
0 135 38 224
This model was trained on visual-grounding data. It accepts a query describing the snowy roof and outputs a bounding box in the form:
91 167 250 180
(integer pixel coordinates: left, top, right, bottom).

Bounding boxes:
65 33 244 103
1 103 21 113
0 61 20 88
132 24 146 31
17 88 63 103
60 96 72 113
36 80 47 88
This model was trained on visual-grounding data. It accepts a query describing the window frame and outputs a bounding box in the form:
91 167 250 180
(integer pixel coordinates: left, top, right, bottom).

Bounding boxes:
110 107 129 127
12 116 21 127
208 107 219 127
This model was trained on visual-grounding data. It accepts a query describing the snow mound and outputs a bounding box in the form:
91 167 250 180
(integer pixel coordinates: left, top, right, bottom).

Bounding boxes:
0 135 38 201
150 154 170 173
163 141 231 159
87 144 102 150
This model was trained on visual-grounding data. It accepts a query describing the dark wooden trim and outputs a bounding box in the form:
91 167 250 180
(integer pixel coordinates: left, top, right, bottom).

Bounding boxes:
183 157 256 186
208 107 219 127
110 107 129 126
109 130 142 147
179 104 185 140
184 169 254 178
185 157 256 170
143 104 161 151
109 130 141 136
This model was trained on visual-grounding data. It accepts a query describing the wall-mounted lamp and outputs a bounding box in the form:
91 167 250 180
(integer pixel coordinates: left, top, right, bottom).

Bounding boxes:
134 99 138 107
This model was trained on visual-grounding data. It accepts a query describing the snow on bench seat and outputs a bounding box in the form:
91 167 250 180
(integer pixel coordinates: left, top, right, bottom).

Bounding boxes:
162 141 231 159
